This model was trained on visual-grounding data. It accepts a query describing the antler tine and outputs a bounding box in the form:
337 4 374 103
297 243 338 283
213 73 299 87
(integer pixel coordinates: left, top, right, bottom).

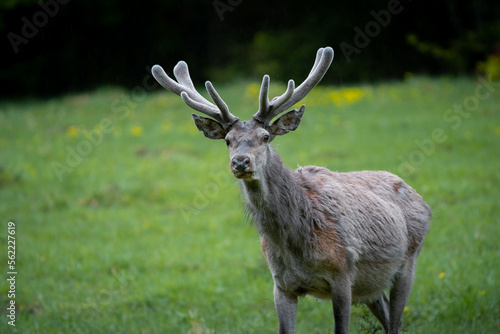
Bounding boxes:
179 91 221 121
257 75 270 117
270 79 295 111
279 47 334 111
151 62 239 129
205 81 236 126
253 47 334 123
254 76 295 124
309 47 325 78
173 61 212 106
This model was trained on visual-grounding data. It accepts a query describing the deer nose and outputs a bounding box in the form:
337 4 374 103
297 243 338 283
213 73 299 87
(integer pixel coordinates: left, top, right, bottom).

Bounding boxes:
231 155 251 172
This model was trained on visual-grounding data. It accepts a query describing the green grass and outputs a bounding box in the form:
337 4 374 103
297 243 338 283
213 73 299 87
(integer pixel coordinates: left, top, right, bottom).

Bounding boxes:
0 76 499 333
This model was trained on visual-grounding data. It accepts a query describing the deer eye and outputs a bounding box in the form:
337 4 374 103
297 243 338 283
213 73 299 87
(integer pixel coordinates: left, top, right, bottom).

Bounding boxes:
225 139 231 147
262 134 270 143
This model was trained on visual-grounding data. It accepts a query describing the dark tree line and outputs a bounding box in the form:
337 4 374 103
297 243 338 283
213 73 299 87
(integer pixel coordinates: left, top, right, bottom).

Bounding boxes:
1 0 499 98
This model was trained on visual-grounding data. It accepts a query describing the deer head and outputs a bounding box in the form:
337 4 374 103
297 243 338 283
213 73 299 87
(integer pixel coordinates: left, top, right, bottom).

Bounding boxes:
152 47 334 180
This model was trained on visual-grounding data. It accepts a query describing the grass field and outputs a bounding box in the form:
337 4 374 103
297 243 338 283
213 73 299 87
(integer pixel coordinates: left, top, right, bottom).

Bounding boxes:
0 75 499 333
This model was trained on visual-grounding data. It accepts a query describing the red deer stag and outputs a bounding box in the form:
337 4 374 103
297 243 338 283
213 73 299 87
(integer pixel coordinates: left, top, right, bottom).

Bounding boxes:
152 47 431 334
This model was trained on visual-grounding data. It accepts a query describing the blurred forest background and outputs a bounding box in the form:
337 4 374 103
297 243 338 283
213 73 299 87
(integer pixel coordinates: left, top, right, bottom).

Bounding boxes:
1 0 500 98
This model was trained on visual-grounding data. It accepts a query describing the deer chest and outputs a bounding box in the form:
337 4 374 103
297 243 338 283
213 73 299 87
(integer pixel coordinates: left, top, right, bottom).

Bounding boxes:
261 237 335 300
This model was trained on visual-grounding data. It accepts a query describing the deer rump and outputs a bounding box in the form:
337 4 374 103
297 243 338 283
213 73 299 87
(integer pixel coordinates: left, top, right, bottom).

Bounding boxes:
256 165 430 303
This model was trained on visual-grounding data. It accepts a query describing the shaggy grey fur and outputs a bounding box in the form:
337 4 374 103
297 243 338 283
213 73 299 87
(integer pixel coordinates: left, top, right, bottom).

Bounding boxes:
217 118 430 334
152 46 431 334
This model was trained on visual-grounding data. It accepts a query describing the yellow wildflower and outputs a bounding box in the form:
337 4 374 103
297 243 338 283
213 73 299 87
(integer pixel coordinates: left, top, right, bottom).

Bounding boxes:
130 126 143 137
342 88 364 103
66 125 79 137
245 82 260 99
329 91 343 106
439 272 445 279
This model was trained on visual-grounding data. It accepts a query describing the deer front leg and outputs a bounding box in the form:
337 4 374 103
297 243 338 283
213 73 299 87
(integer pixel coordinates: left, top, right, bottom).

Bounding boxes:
273 283 297 334
331 275 352 334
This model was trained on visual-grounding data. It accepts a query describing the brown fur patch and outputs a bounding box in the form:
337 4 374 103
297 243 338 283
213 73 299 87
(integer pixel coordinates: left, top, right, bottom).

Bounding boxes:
314 220 346 271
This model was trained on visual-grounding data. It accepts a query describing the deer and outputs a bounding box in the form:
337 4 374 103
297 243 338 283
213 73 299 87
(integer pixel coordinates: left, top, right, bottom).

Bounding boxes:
151 46 431 334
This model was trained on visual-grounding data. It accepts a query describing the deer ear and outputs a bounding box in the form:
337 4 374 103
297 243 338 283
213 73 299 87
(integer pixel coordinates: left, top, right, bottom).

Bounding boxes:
192 114 227 140
270 105 305 136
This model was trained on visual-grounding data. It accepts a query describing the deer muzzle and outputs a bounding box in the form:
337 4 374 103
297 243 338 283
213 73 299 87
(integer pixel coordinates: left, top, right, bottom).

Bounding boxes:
231 155 254 179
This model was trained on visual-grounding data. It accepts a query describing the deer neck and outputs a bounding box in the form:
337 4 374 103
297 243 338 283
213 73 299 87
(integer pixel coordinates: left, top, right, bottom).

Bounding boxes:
239 148 315 253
